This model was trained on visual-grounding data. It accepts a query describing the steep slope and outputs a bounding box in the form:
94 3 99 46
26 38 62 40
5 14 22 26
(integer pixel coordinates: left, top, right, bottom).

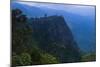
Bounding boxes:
30 16 81 63
11 2 96 53
37 6 96 53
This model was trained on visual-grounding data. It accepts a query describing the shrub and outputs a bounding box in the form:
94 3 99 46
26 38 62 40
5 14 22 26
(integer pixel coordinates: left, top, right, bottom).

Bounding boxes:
40 53 59 64
81 53 96 62
12 53 32 66
20 53 32 65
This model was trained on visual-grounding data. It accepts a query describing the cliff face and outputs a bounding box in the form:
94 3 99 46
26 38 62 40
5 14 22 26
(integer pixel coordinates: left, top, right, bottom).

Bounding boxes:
30 15 81 63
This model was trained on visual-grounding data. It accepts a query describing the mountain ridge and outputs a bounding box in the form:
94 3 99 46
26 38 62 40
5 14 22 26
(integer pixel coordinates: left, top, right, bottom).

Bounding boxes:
11 2 96 53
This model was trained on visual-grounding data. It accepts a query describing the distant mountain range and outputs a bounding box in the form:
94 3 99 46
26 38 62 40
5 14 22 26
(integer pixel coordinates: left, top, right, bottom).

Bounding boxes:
11 1 96 53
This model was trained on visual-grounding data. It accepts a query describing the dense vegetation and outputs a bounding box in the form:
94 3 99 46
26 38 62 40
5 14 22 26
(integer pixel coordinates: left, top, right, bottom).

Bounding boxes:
12 9 96 66
12 9 59 66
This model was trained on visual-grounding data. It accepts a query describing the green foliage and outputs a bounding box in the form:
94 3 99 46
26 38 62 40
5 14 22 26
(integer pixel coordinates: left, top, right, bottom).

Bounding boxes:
20 53 32 65
30 46 42 65
12 52 32 66
12 9 81 66
12 53 22 66
40 53 59 64
12 8 33 54
30 46 59 65
81 53 96 62
12 9 60 66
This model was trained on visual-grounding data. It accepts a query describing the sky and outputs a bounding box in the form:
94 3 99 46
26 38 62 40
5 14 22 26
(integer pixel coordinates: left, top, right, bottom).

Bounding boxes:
11 1 96 53
11 0 96 5
16 1 95 17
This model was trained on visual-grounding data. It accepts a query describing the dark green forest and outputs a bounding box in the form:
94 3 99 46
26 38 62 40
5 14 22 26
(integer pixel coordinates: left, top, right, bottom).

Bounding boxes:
12 9 96 66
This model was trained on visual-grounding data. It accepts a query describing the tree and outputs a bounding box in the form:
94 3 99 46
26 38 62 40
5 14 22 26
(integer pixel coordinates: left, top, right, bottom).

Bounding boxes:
20 53 32 65
40 53 59 64
12 52 32 66
81 53 96 62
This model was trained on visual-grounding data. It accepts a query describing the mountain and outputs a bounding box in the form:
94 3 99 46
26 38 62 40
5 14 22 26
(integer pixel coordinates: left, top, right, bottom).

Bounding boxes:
29 15 81 63
38 6 96 53
11 1 96 53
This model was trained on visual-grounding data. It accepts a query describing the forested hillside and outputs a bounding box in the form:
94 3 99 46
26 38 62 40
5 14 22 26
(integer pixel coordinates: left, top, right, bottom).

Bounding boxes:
12 9 95 66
